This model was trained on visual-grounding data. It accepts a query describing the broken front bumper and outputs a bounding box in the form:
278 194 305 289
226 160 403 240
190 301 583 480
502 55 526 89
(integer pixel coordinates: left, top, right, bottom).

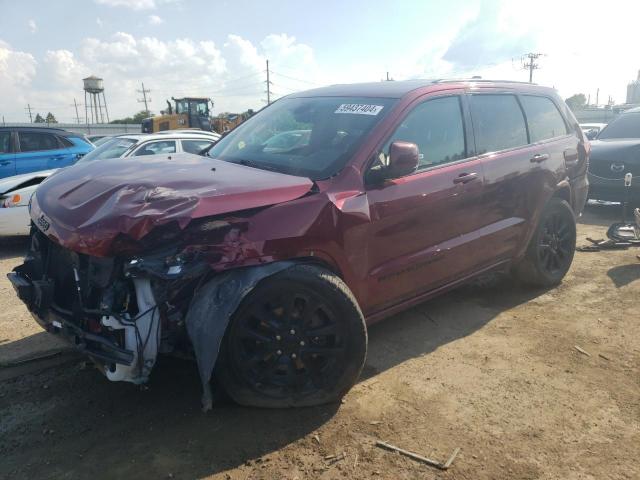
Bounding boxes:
7 237 160 384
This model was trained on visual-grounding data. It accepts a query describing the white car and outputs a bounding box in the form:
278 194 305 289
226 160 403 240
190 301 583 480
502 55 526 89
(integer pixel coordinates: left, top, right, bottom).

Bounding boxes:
0 169 55 235
77 131 221 164
0 131 220 236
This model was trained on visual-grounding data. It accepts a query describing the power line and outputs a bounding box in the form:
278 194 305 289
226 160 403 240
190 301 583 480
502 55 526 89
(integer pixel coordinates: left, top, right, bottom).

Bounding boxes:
222 70 263 84
269 70 320 86
521 53 544 83
208 80 265 95
137 82 151 115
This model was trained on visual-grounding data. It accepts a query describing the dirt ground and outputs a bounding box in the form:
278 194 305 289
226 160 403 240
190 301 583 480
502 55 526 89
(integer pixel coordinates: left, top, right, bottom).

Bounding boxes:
0 203 638 480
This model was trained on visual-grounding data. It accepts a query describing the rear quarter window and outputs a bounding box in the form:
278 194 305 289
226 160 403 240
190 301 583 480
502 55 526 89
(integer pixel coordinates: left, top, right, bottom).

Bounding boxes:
520 95 569 142
469 94 528 154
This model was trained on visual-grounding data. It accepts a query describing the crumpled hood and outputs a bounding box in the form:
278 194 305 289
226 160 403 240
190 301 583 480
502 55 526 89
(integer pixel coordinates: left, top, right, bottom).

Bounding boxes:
30 153 313 256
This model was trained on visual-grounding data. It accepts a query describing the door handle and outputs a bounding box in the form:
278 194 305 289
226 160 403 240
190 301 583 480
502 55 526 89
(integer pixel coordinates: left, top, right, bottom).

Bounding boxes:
563 148 579 167
530 153 549 163
453 172 479 184
0 161 11 166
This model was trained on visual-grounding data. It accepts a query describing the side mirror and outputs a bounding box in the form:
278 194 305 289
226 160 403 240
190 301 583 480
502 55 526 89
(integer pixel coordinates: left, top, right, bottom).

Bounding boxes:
387 141 419 178
585 129 598 140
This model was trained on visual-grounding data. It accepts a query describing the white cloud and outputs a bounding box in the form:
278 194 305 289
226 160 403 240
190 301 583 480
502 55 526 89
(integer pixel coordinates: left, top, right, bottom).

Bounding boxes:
148 14 163 25
95 0 156 10
96 17 104 28
27 19 37 34
94 0 180 10
0 41 38 119
0 32 320 120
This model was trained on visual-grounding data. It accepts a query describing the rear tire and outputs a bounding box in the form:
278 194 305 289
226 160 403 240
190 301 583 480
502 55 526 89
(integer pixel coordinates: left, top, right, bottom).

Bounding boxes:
216 264 367 408
514 198 576 287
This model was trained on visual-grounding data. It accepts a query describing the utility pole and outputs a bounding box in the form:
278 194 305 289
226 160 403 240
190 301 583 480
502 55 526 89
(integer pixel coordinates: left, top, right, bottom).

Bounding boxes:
522 53 544 83
596 88 599 106
72 98 82 124
137 82 151 115
25 104 33 122
265 59 272 104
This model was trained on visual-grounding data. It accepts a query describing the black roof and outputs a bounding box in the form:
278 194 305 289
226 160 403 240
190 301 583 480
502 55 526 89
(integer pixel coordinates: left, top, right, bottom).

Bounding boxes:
0 126 81 136
287 79 550 99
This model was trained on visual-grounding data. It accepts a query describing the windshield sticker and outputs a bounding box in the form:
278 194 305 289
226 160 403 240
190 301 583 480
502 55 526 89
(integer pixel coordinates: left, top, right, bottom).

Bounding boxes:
335 104 384 115
237 140 246 150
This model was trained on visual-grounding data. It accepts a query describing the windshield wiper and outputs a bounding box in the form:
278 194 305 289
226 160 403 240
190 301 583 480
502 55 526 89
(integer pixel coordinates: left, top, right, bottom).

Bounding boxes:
235 159 279 173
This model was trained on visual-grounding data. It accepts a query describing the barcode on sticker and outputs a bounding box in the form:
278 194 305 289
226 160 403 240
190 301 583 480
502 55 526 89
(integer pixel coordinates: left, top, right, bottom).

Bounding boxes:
335 104 384 115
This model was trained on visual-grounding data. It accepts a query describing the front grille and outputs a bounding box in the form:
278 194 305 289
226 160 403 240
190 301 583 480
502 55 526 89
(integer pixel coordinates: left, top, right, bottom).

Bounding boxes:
589 159 640 180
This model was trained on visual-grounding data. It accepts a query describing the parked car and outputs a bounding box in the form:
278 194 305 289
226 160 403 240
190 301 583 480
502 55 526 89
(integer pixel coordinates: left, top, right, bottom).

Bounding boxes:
75 131 221 164
8 80 588 409
0 127 93 179
87 134 119 146
0 169 55 235
588 107 640 203
580 122 607 140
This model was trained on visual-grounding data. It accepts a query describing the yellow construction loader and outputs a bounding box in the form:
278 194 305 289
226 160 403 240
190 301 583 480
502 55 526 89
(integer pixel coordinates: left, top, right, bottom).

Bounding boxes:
141 97 212 133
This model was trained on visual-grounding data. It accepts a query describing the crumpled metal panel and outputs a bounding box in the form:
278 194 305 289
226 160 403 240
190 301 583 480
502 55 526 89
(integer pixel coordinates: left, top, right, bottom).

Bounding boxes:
184 261 293 411
30 153 313 257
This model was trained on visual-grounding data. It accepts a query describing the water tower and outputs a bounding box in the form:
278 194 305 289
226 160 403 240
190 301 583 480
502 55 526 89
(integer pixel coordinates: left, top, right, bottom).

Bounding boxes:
83 75 110 124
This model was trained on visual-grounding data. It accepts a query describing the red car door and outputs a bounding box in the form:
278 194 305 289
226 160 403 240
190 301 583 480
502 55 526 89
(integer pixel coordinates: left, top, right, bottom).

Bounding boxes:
469 92 566 264
362 94 488 314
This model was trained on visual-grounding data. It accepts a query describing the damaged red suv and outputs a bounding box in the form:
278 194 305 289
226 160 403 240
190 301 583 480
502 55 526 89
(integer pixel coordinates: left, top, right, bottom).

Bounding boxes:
9 80 588 409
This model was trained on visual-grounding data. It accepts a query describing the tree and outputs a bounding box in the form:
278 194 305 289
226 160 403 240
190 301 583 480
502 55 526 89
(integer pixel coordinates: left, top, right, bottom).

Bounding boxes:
565 94 587 111
34 113 45 123
109 110 152 124
45 112 57 124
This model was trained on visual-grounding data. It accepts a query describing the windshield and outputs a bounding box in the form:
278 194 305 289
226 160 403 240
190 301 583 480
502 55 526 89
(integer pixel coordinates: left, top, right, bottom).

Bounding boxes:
206 96 396 179
598 113 640 139
76 137 138 163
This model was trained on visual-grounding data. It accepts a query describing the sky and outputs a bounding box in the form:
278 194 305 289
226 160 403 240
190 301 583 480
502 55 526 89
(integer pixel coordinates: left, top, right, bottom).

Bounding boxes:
0 0 638 123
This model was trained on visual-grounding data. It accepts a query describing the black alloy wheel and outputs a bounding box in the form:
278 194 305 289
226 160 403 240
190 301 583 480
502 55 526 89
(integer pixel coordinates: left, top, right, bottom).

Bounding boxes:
216 264 367 408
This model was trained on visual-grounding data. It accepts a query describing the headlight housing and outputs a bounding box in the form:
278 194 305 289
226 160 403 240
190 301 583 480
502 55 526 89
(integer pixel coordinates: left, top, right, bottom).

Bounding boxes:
1 193 23 208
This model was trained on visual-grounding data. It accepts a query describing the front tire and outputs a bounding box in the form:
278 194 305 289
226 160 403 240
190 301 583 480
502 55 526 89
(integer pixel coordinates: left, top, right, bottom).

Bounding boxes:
216 264 367 408
514 197 577 287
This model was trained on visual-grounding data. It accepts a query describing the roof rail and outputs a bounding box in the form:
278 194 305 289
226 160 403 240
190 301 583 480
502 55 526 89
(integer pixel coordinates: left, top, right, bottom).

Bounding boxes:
433 78 537 85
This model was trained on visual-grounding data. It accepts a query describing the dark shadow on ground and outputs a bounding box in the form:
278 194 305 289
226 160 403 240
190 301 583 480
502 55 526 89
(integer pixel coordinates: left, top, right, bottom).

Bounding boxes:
0 330 68 365
607 263 640 288
0 235 29 260
0 275 549 480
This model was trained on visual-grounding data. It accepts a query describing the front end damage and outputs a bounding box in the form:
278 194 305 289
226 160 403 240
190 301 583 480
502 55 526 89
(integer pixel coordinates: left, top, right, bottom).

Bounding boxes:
9 225 296 409
9 228 178 384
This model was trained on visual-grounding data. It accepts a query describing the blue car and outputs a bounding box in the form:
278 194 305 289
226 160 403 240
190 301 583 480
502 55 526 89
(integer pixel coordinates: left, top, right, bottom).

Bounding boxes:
0 127 94 178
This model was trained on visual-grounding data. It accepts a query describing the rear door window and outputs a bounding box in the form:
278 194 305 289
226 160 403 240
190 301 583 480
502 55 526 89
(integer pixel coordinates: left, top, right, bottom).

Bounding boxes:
469 94 528 154
133 140 177 156
18 132 61 152
520 95 569 142
382 96 466 170
181 139 214 154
